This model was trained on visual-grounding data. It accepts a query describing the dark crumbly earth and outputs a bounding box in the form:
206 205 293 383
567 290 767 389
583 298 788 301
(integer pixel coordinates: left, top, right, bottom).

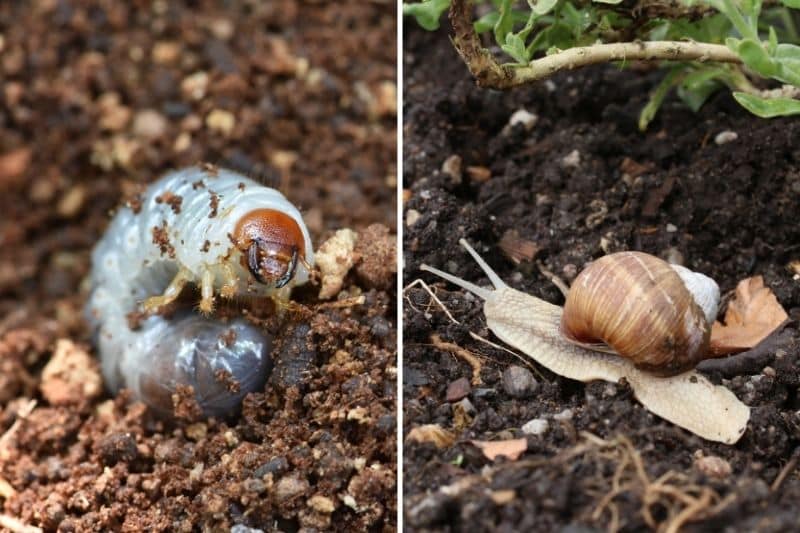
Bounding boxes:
0 1 396 531
403 22 800 532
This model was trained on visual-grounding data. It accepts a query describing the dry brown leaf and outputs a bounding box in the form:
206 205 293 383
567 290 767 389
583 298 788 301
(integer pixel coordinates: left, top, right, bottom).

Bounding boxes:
405 424 456 449
470 438 527 461
498 229 539 265
710 276 788 355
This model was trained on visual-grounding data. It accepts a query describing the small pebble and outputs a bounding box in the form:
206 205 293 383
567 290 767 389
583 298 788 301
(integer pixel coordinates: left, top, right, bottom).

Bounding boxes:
666 223 677 233
373 80 397 118
693 453 732 479
501 366 537 399
714 130 738 145
206 109 236 136
173 132 191 153
275 475 309 503
231 525 264 533
454 397 476 416
308 495 336 514
405 209 421 227
0 147 32 186
315 228 358 299
441 155 462 184
561 150 581 168
40 339 102 406
553 408 573 421
151 41 181 64
132 109 168 139
521 418 549 436
181 71 209 101
57 185 87 218
254 457 289 478
185 423 208 441
208 18 234 40
508 109 538 130
446 377 471 402
97 93 131 131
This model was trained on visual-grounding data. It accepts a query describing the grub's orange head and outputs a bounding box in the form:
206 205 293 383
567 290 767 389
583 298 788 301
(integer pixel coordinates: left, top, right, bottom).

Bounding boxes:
234 209 307 288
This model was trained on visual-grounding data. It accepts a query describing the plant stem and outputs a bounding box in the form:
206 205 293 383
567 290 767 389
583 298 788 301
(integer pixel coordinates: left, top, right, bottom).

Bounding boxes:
450 0 742 89
511 41 740 85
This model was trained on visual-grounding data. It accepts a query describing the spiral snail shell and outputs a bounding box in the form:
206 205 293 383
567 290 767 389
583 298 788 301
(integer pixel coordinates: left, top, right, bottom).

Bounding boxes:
560 252 720 376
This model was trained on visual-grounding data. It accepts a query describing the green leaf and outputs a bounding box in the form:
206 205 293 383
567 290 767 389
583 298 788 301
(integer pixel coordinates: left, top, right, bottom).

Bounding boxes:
772 44 800 85
780 0 800 7
740 0 758 18
733 92 800 117
527 0 559 16
477 9 531 32
768 26 778 54
777 65 800 86
502 32 531 63
403 0 451 31
639 69 683 131
561 3 594 38
774 43 800 61
682 66 728 90
736 38 780 78
678 74 722 112
494 0 514 45
475 11 500 33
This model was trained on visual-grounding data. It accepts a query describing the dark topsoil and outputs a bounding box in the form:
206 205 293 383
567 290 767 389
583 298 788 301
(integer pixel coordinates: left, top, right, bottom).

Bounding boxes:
0 2 396 531
403 22 800 533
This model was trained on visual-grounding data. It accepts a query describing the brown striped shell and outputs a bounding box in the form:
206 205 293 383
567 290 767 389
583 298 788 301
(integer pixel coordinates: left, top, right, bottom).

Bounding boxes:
560 252 714 376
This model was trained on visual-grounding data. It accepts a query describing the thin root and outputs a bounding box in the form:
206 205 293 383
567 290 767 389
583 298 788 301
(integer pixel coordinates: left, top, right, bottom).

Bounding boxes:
0 514 42 533
408 278 545 381
771 446 800 492
404 278 460 324
315 295 366 309
537 260 570 299
430 333 483 386
0 399 37 462
468 331 546 381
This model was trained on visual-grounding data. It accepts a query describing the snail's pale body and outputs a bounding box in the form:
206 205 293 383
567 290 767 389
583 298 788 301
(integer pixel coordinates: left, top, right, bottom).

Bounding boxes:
421 240 750 444
85 166 314 416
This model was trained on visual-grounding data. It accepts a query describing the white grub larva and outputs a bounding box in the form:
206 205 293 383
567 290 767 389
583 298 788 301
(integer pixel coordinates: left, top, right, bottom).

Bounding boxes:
85 165 314 418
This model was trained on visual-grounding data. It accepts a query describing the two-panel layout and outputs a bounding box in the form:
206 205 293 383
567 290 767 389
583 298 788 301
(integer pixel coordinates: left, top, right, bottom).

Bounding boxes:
0 1 798 531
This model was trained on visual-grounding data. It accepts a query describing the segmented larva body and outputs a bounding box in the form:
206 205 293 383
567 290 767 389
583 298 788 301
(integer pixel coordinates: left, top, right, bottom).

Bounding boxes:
85 166 314 417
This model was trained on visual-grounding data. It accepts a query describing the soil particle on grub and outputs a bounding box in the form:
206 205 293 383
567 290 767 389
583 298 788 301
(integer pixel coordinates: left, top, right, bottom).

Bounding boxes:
403 21 800 532
0 1 396 531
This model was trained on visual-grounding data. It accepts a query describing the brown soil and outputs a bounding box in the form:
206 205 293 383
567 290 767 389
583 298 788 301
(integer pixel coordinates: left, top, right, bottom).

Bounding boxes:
0 1 396 531
403 21 800 532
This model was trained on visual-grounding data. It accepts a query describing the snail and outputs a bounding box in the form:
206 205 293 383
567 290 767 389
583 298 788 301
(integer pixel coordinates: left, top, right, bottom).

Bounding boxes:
85 165 314 418
421 239 749 444
560 251 719 377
